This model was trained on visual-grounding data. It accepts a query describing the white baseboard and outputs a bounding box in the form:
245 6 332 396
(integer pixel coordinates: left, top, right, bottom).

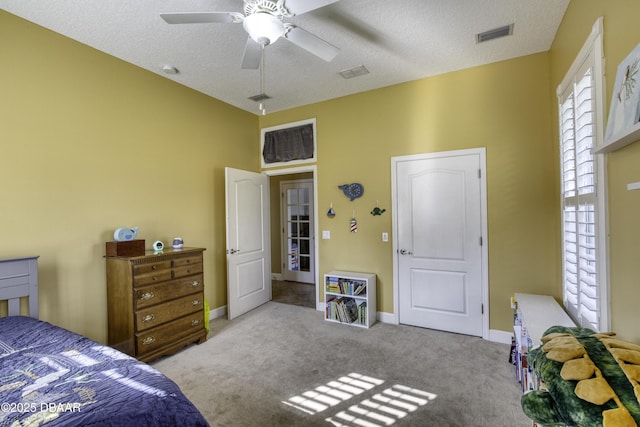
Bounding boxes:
271 273 283 281
377 311 397 324
488 329 513 345
209 305 227 320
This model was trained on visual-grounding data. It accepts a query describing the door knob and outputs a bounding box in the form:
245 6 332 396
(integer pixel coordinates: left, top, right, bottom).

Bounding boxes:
228 248 240 254
399 249 413 255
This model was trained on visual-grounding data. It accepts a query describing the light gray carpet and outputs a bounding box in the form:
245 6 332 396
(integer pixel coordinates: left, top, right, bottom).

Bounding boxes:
272 280 316 309
151 302 531 427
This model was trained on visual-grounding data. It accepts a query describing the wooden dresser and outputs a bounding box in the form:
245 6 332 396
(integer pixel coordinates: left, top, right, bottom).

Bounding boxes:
106 247 207 362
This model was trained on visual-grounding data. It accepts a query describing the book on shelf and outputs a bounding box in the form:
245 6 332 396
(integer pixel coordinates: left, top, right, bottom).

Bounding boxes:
325 277 367 296
326 297 369 325
326 296 361 323
358 301 367 325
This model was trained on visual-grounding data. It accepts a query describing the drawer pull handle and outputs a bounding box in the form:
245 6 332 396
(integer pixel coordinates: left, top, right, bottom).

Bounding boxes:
152 276 158 281
140 292 155 301
190 281 200 287
186 269 191 274
192 300 201 306
142 314 155 323
191 319 201 326
142 336 155 346
152 265 157 270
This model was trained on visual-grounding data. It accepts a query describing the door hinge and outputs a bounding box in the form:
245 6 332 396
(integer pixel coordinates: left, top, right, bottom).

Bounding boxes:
481 304 484 314
479 236 483 246
478 169 481 179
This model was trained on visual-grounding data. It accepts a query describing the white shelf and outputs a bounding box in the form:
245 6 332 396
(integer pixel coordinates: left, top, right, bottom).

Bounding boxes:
512 293 576 398
593 120 640 154
324 270 376 328
514 293 575 347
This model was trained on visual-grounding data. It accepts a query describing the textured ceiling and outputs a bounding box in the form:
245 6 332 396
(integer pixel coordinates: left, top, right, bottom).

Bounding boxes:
1 0 570 115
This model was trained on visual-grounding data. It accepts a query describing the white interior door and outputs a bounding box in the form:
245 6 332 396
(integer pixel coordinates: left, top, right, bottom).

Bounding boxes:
281 179 315 284
225 167 271 320
394 149 487 337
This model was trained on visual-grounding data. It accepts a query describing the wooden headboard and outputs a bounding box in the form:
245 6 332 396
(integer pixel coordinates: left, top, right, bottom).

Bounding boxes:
0 256 39 318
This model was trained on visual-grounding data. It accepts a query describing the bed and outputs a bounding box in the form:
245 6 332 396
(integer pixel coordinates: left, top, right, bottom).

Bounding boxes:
0 256 209 426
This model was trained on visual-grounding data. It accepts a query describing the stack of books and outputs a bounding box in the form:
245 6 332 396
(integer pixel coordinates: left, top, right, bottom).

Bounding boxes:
326 297 360 323
325 277 367 296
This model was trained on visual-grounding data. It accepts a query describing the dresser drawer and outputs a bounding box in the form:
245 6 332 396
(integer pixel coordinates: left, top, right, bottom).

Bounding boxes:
173 262 203 279
134 274 204 309
173 254 202 268
135 292 204 331
133 270 172 286
133 260 172 276
135 312 205 356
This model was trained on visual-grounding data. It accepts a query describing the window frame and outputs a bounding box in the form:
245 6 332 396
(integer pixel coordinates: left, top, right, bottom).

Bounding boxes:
260 118 317 169
556 17 609 332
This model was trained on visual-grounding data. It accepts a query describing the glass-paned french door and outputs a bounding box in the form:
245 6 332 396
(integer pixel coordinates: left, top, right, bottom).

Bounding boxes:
281 180 314 283
559 62 601 331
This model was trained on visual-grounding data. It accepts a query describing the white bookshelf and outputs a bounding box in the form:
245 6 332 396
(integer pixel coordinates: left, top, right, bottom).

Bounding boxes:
515 293 576 348
324 270 376 328
512 293 575 398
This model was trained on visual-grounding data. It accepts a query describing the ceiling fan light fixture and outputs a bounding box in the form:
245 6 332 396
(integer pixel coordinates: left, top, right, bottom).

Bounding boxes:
243 12 285 46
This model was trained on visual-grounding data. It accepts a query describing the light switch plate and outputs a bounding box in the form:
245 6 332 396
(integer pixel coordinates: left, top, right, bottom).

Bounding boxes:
382 232 388 242
322 230 331 239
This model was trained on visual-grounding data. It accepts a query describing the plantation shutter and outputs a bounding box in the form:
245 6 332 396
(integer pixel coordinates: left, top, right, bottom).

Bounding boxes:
559 62 600 331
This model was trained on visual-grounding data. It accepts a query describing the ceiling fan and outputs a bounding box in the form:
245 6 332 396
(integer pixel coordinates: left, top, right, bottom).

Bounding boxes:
160 0 341 69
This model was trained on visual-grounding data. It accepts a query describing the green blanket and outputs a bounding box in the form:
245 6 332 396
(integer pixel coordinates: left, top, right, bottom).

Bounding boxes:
521 326 640 427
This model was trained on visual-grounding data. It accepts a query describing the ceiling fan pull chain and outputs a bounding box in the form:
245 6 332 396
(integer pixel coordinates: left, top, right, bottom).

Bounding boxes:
259 43 267 115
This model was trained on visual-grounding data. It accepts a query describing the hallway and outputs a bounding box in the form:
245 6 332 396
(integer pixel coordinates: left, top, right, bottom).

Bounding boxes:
272 280 315 309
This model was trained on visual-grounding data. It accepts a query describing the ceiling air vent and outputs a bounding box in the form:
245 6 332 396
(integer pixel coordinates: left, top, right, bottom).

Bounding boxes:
476 24 514 43
339 65 369 79
249 93 270 102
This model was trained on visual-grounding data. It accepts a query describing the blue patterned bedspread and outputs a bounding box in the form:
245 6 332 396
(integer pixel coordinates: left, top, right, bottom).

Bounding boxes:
0 316 209 426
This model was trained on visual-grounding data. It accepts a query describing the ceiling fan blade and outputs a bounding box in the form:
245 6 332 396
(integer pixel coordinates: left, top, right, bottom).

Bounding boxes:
284 26 339 62
160 12 243 24
241 37 262 69
284 0 340 16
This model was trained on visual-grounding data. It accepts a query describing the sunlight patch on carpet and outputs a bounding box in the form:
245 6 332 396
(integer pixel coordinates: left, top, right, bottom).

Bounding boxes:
282 373 436 426
282 373 383 414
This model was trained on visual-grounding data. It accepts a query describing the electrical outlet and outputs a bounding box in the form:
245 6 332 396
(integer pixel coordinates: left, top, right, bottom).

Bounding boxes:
322 230 331 239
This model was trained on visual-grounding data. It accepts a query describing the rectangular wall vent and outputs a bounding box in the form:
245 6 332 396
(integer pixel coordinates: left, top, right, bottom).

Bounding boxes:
476 24 514 43
249 93 271 102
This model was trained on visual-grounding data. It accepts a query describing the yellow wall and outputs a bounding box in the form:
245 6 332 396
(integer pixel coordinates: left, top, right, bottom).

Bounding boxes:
6 2 640 343
1 11 258 341
260 52 559 333
549 1 640 343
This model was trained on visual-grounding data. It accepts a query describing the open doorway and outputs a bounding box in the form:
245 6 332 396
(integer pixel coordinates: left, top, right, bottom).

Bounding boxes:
266 166 319 310
281 179 314 283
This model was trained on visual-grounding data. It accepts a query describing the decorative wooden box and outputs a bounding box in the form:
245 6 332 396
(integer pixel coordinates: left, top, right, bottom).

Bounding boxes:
106 240 145 257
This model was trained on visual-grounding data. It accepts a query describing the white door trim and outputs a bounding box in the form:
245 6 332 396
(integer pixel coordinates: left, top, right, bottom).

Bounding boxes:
264 165 321 311
391 148 489 339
